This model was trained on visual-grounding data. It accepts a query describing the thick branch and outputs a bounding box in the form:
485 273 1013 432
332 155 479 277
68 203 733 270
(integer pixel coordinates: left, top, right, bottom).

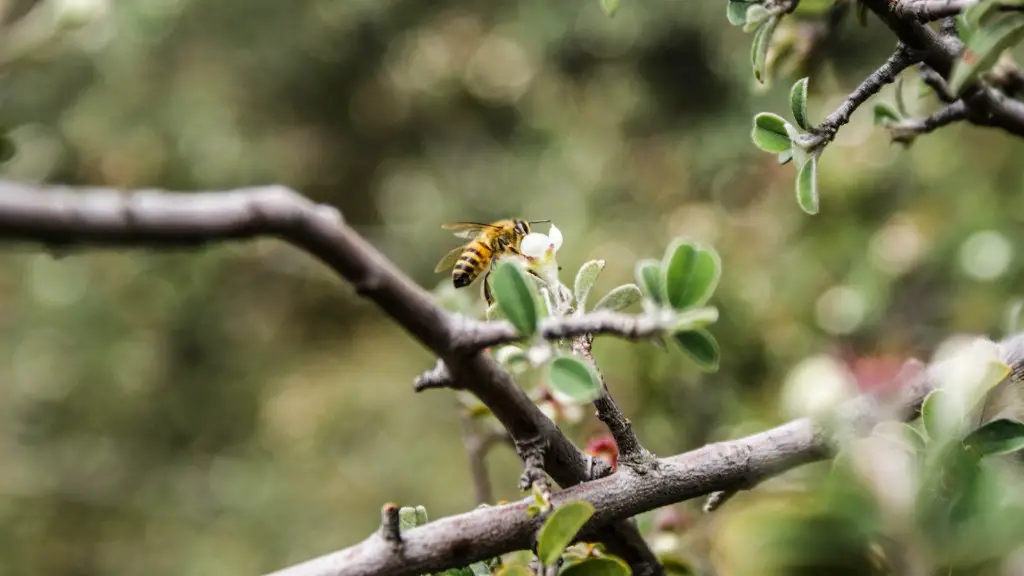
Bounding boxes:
266 345 958 576
807 43 921 147
893 0 1024 21
0 180 662 573
862 0 1024 136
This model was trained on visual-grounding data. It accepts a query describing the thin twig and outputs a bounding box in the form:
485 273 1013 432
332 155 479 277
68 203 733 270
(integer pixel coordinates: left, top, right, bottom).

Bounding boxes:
918 63 956 103
893 0 1024 21
888 101 969 142
0 179 664 574
379 504 402 546
461 416 501 505
805 43 921 148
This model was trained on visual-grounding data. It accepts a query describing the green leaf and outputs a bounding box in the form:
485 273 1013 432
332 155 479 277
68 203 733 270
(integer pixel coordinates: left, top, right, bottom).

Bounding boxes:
751 16 780 83
872 421 928 453
673 306 720 333
592 284 642 312
469 562 492 576
795 153 819 215
661 239 722 310
415 505 428 525
495 564 534 576
872 103 902 126
491 260 540 338
894 75 909 118
963 418 1024 456
948 13 1024 95
560 556 632 576
437 567 474 576
537 500 596 566
574 259 606 312
777 149 793 165
743 4 771 32
547 356 603 404
751 112 793 153
727 0 755 25
962 0 1002 31
789 77 810 130
635 259 664 305
600 0 620 17
922 389 955 441
399 506 426 530
673 329 720 372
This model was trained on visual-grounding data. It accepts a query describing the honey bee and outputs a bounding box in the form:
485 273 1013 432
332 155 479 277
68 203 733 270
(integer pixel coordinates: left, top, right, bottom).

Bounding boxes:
434 219 549 303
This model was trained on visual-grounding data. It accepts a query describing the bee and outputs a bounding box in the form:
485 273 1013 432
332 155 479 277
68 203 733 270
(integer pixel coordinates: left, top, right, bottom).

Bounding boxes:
434 219 549 304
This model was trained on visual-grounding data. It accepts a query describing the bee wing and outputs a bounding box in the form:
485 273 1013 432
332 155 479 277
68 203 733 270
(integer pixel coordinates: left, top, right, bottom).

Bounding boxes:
434 244 468 273
442 221 498 239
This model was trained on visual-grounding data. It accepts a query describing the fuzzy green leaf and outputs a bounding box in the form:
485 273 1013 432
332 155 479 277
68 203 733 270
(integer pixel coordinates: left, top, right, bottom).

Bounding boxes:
537 500 596 566
547 356 603 404
660 240 722 311
490 260 539 338
963 418 1024 456
600 0 621 17
872 102 902 126
673 329 720 372
574 259 606 312
727 0 755 25
560 556 632 576
495 565 534 576
949 13 1024 95
778 149 793 165
751 112 793 153
743 4 772 31
752 16 780 83
592 283 643 312
795 153 819 215
962 0 1003 31
922 389 954 441
635 259 664 304
789 77 810 130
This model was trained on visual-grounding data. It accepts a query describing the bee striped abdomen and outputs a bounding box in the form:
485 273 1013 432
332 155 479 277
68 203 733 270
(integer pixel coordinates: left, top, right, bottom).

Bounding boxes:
452 243 492 288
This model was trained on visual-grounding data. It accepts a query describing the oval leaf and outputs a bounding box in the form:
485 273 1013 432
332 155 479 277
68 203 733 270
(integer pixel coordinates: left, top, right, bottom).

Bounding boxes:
743 4 771 31
752 15 780 83
795 153 819 215
561 556 632 576
574 259 606 312
547 356 602 404
948 14 1024 95
727 0 753 25
634 259 664 304
537 500 596 566
673 329 720 372
751 112 792 153
661 239 722 311
593 283 642 312
872 102 901 126
963 418 1024 456
491 260 540 338
495 565 533 576
790 77 810 130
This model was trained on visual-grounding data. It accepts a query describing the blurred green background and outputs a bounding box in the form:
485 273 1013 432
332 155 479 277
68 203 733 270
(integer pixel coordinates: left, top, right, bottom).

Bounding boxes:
0 0 1023 574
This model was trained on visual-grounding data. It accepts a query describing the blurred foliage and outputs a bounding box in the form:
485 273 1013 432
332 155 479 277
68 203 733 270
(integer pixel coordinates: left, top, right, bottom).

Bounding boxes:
1 0 1024 574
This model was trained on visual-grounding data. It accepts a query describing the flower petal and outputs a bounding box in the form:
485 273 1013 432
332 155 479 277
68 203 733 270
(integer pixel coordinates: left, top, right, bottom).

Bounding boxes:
521 233 550 258
547 224 563 251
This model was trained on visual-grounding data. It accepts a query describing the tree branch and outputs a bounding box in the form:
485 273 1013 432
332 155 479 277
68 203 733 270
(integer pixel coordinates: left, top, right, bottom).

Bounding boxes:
888 100 969 142
0 179 663 574
893 0 1024 22
862 0 1024 137
806 43 921 148
267 342 967 576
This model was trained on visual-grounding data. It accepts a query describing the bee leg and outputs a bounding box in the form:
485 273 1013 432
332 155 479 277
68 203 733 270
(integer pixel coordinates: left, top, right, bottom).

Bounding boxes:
483 270 494 305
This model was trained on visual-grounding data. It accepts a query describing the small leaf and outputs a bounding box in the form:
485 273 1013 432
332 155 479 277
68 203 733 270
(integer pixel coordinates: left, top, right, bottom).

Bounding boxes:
795 153 819 215
560 556 632 576
872 421 928 453
673 306 720 333
547 356 603 404
751 112 793 153
574 259 606 312
661 240 722 310
963 418 1024 456
469 562 492 576
414 505 428 526
727 0 754 25
490 260 540 338
495 564 534 576
635 259 664 305
922 389 955 441
789 77 810 130
600 0 620 17
592 284 642 312
537 500 596 566
398 506 421 530
752 15 780 83
673 329 720 372
743 4 771 31
894 75 909 118
872 103 902 126
963 0 1002 30
777 149 793 165
948 13 1024 95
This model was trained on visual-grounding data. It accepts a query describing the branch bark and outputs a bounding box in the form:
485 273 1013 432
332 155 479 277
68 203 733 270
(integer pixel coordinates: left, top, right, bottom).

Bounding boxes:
0 179 663 574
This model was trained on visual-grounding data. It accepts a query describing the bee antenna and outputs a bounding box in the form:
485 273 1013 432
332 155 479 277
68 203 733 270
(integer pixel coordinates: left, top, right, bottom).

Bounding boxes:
528 219 551 224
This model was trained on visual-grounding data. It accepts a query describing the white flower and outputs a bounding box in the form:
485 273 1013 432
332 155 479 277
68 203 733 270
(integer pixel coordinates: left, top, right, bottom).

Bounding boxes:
928 335 1010 432
520 224 563 264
